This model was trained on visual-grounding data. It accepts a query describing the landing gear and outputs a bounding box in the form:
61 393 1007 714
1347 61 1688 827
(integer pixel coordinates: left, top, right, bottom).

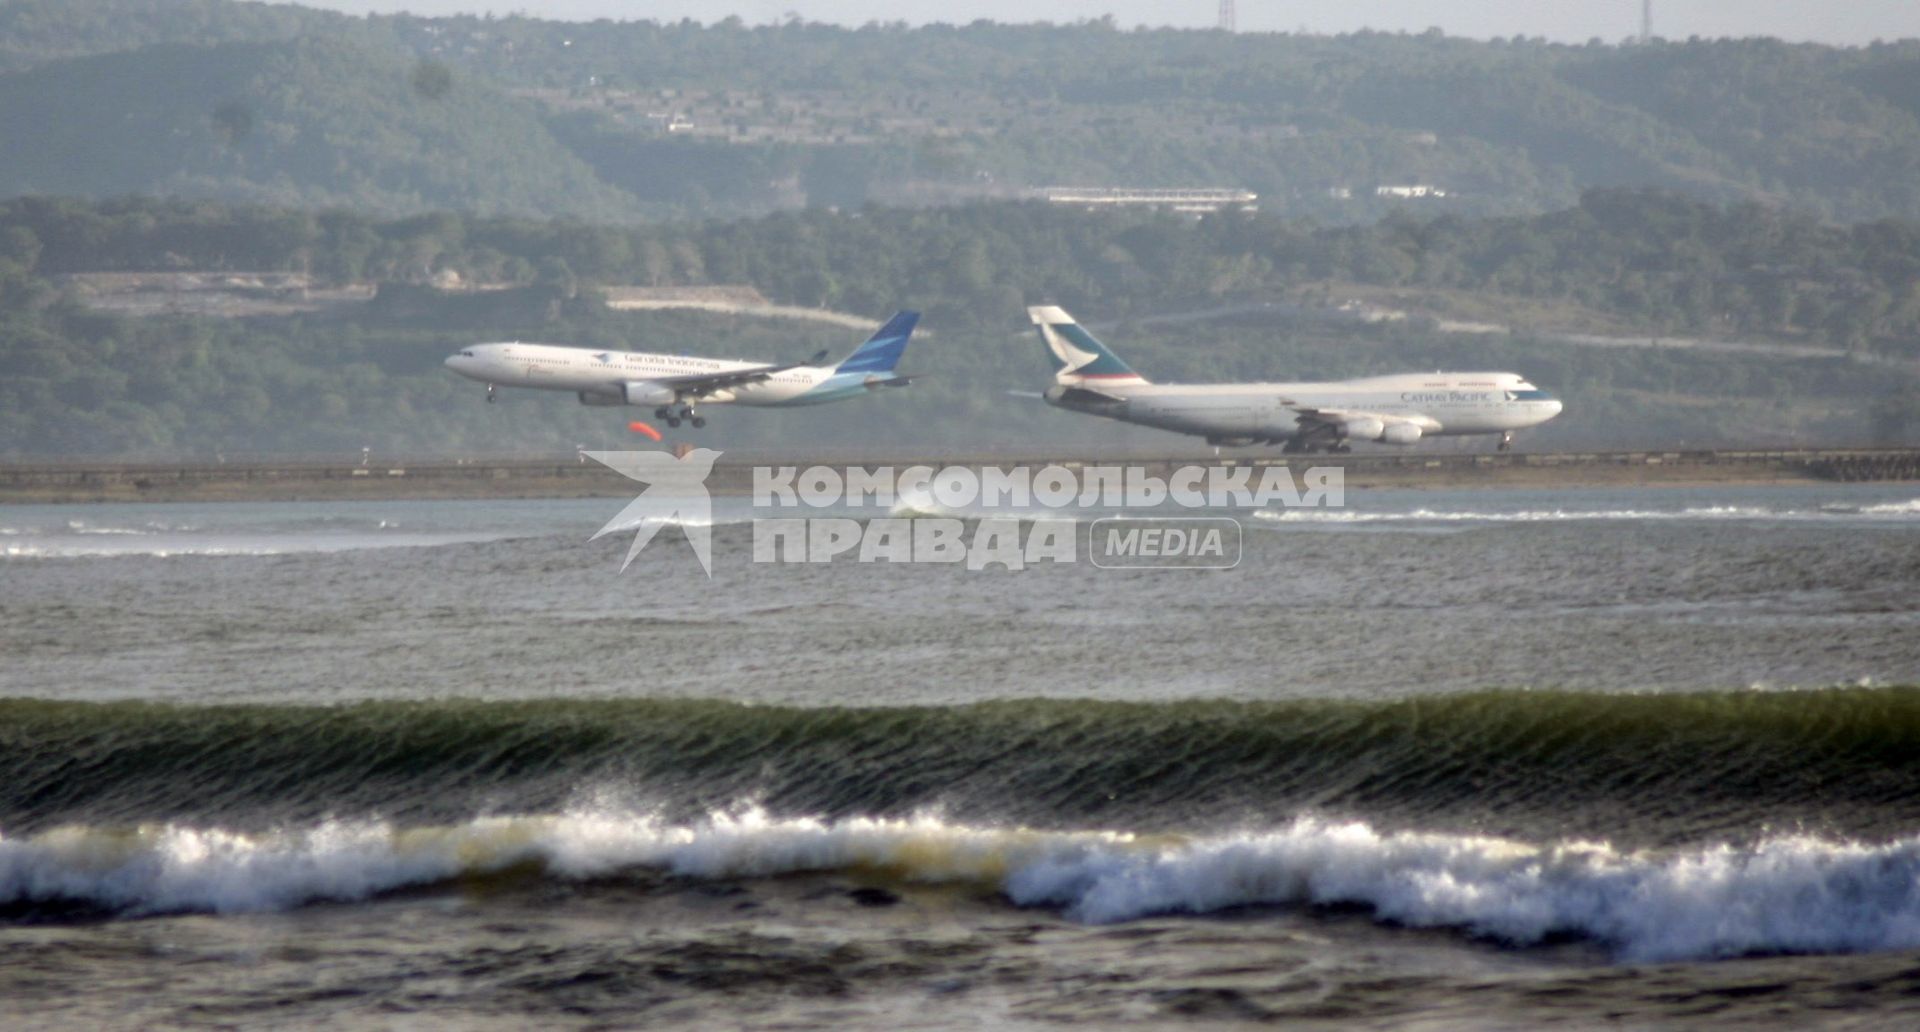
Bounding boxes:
1497 432 1514 453
655 403 707 429
485 383 496 404
1282 427 1348 454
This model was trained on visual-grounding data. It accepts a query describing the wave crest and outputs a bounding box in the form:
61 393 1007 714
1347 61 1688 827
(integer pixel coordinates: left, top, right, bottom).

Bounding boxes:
8 811 1920 962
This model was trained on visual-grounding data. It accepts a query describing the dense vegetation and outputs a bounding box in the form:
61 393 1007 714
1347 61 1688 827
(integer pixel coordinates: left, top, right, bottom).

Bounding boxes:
4 1 1920 222
2 3 1917 457
1 192 1914 458
0 34 639 220
9 190 1920 355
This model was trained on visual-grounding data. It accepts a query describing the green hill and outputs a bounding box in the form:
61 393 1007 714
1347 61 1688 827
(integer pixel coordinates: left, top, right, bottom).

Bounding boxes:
1 193 1916 458
0 35 642 220
0 0 335 74
7 3 1920 222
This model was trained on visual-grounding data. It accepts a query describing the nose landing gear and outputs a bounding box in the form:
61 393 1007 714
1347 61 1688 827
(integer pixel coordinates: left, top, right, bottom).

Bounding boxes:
485 383 496 404
1497 432 1514 452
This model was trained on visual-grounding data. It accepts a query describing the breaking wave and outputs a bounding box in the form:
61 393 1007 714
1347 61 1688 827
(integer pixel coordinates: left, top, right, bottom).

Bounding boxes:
5 810 1920 962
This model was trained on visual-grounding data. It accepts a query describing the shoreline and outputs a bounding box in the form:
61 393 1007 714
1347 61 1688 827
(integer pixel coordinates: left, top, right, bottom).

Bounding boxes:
1 448 1916 505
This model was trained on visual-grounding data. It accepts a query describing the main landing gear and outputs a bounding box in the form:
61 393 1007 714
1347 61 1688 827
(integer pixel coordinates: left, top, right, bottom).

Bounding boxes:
654 405 707 429
1280 427 1351 454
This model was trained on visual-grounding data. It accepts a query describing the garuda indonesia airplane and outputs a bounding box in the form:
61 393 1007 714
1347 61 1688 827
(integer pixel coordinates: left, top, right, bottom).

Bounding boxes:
1029 306 1562 452
444 312 919 428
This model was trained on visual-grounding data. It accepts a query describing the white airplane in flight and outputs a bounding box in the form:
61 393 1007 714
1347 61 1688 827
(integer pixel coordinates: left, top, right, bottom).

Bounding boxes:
445 312 919 427
1029 306 1562 451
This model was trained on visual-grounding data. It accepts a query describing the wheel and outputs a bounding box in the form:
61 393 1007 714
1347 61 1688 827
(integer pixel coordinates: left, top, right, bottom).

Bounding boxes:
666 417 682 428
655 407 671 419
690 417 707 428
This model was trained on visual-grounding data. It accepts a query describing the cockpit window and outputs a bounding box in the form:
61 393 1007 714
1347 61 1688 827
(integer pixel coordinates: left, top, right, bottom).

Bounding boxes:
1507 389 1555 401
461 350 476 358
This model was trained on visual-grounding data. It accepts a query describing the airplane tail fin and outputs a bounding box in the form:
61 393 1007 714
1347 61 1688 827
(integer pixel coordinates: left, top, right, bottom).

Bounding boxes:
1027 306 1147 385
834 311 919 375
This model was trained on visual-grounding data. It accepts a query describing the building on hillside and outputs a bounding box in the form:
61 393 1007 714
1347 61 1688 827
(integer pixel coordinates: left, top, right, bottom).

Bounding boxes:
1036 187 1258 213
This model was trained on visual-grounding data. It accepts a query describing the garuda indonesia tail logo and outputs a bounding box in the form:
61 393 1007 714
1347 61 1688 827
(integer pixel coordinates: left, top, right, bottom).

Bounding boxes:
585 449 721 575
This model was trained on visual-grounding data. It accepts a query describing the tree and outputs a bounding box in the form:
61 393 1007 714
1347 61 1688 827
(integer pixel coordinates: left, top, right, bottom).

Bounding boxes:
411 59 453 100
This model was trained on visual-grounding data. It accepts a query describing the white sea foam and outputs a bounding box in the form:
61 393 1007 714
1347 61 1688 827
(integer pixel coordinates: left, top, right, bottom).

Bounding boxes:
5 812 1920 962
2 531 513 559
600 515 723 533
2 544 288 559
65 520 149 535
1249 503 1917 525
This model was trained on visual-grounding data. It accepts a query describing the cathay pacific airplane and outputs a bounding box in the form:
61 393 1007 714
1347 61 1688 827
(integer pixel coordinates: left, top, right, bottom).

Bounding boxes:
1029 306 1562 451
444 312 920 428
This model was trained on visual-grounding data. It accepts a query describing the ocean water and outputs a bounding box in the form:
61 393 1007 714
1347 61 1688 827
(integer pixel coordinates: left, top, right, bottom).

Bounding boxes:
4 482 1920 1028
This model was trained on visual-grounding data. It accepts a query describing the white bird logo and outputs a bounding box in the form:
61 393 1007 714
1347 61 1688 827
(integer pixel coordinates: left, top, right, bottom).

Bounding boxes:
1041 324 1099 374
585 448 722 575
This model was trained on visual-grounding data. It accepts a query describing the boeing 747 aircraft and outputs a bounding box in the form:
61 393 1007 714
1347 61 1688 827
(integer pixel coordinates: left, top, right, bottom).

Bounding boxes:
445 312 920 428
1029 306 1562 451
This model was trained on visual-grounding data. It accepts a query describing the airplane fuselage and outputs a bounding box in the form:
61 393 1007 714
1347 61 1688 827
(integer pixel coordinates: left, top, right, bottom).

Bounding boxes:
444 342 879 407
1047 371 1563 445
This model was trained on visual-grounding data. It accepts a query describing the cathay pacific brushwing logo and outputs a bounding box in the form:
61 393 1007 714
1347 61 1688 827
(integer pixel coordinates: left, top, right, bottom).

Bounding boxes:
1042 324 1100 374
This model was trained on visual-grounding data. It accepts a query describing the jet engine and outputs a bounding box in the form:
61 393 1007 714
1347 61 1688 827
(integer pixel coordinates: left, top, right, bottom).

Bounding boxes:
1380 423 1424 445
1341 416 1385 441
621 381 677 407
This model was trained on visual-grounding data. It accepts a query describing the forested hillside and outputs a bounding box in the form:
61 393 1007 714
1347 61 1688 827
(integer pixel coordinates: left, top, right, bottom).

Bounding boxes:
4 1 1920 222
0 35 642 220
1 193 1914 458
3 2 1918 458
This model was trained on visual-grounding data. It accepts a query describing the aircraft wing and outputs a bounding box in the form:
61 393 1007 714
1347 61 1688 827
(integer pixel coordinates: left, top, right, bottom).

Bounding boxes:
1287 403 1435 425
1286 404 1437 443
1287 405 1396 426
655 349 829 399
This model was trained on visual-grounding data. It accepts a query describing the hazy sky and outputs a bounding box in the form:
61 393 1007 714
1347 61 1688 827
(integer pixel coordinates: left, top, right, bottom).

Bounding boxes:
289 1 1920 45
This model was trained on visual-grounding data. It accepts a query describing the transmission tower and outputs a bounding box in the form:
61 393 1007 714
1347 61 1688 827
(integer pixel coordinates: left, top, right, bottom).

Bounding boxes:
1218 0 1236 33
1640 0 1652 43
